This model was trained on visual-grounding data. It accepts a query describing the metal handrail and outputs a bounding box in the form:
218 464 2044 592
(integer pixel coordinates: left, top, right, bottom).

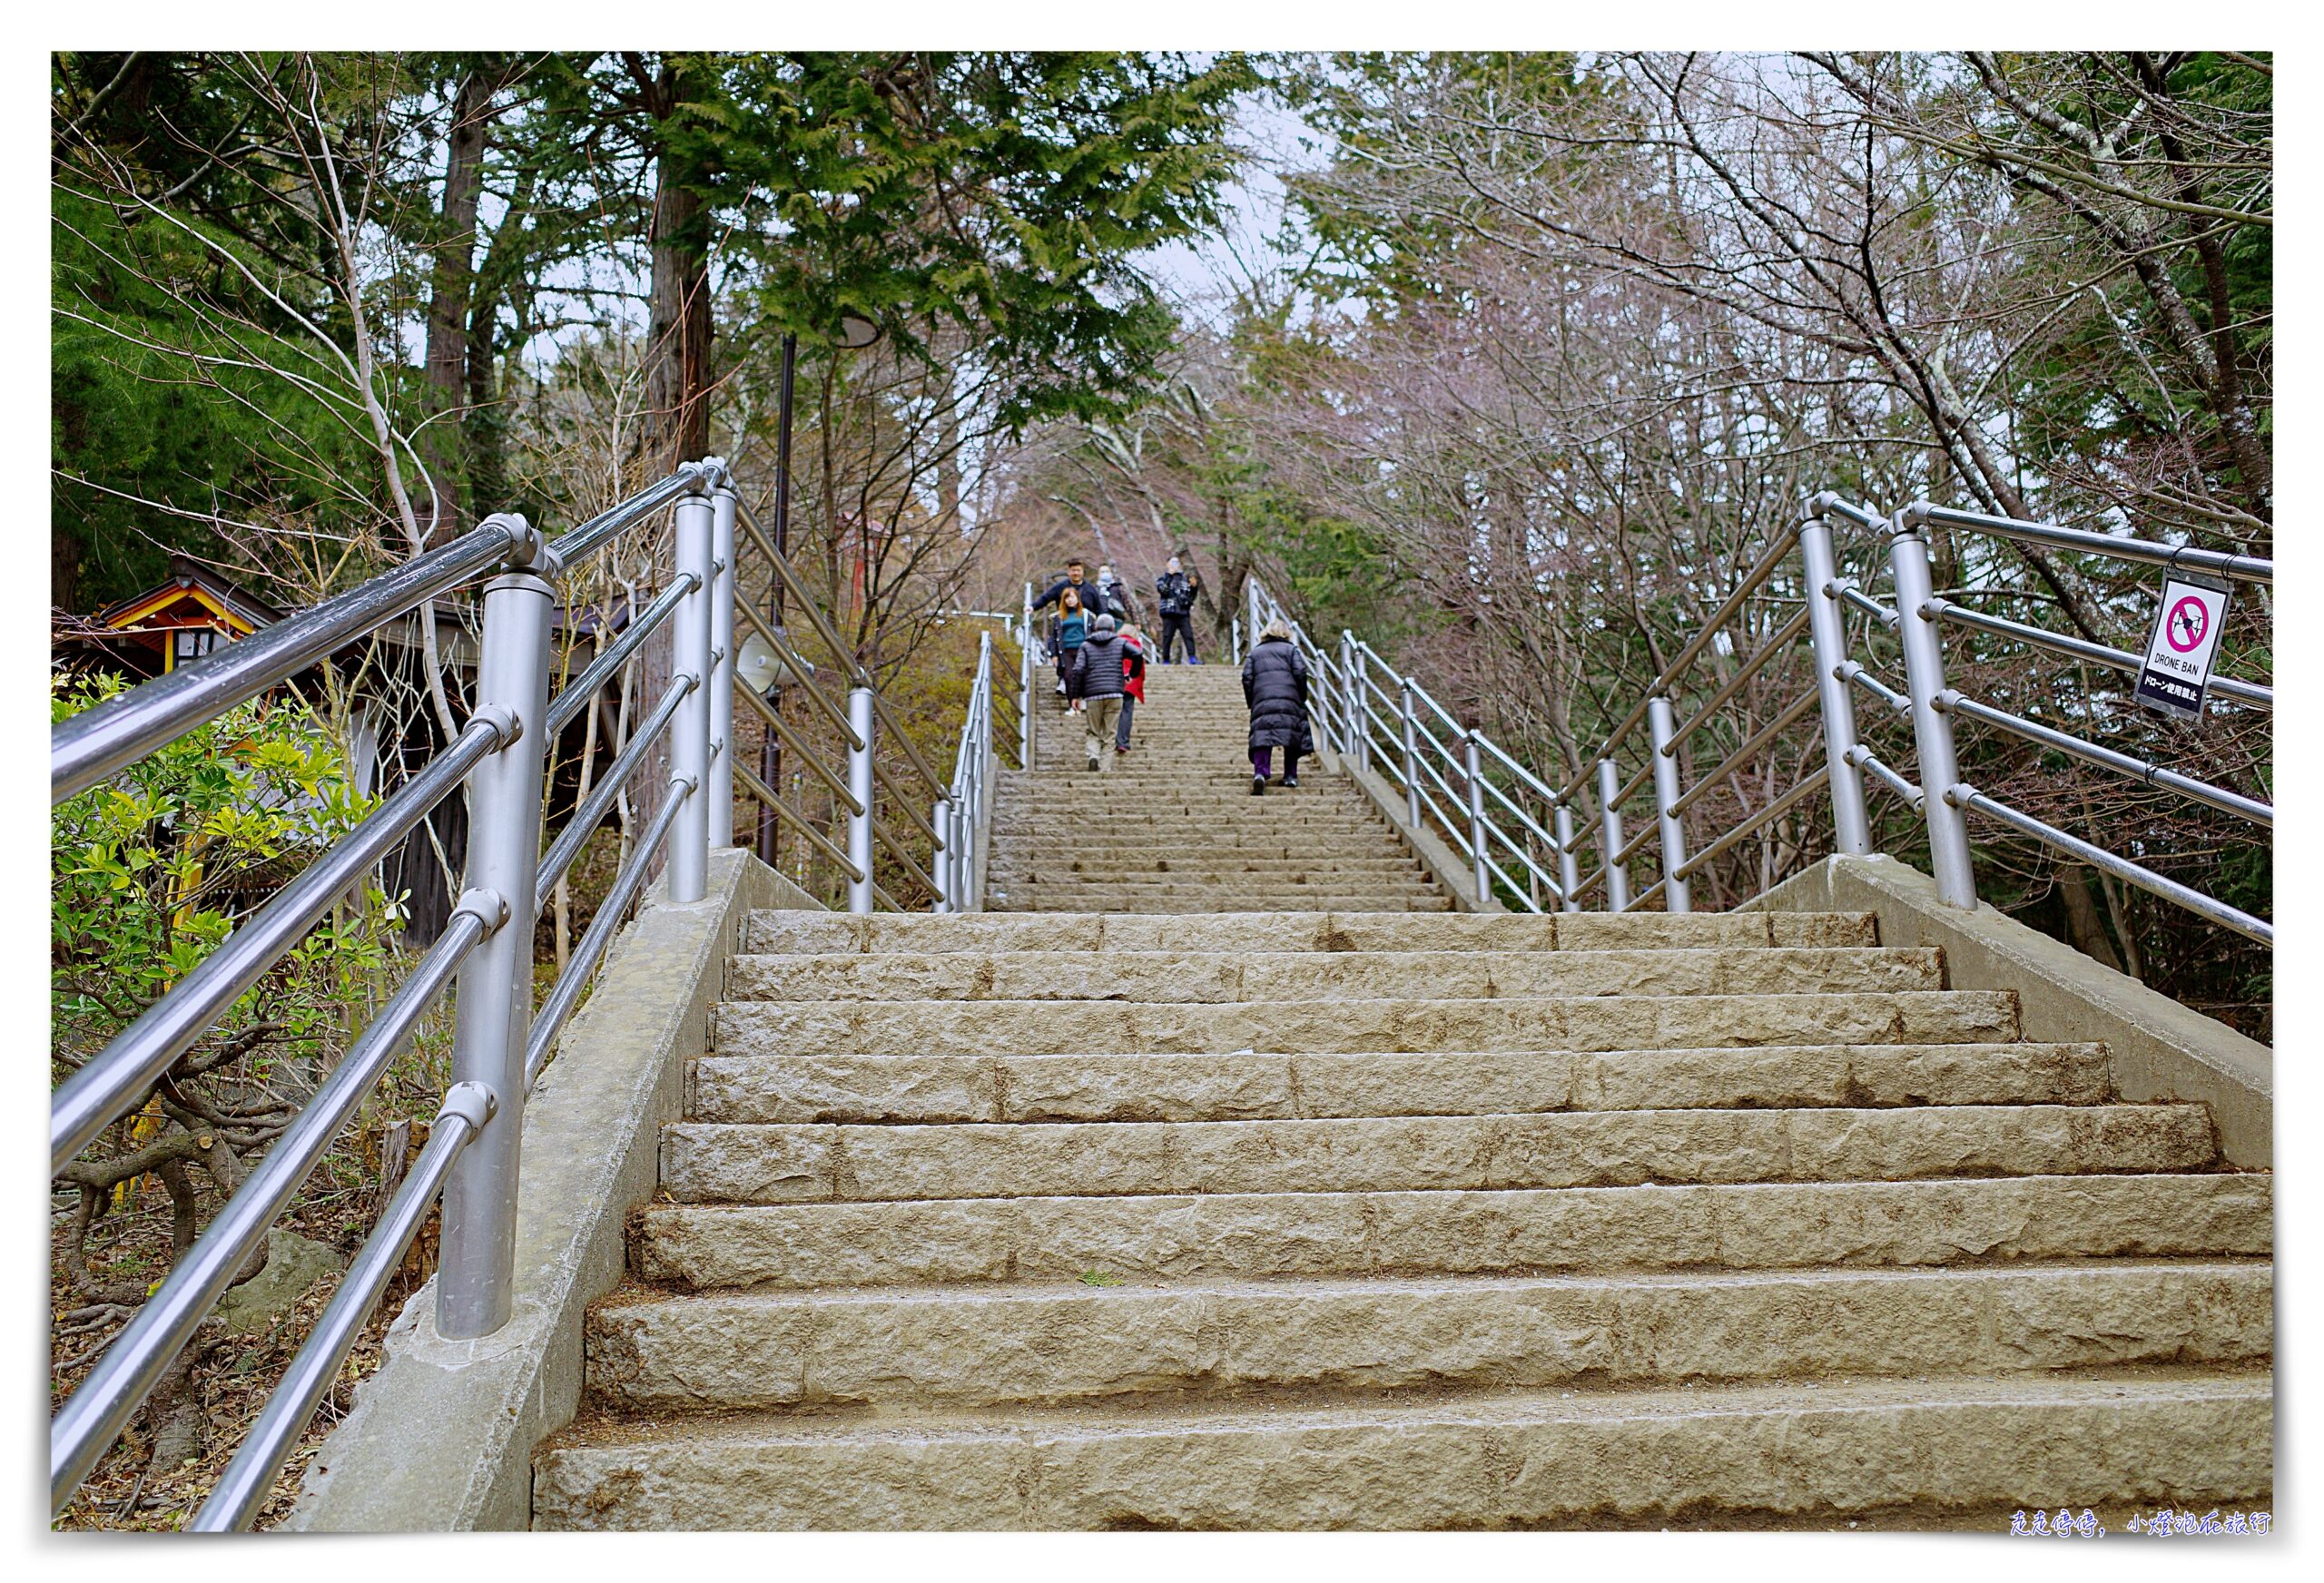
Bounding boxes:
1928 596 2271 710
1841 662 1912 716
1836 581 1902 628
1940 691 2271 828
545 463 718 567
527 775 695 1088
874 818 942 900
1905 500 2273 587
189 1078 493 1531
536 675 695 909
51 711 507 1174
873 759 941 849
544 575 694 737
1847 744 1925 812
1556 530 1804 806
1253 487 2270 943
1950 782 2270 944
733 495 872 689
1673 765 1832 882
871 692 947 801
49 459 724 1521
1664 606 1811 751
50 517 527 803
736 762 862 883
51 439 1012 1521
734 676 863 817
734 597 862 751
48 896 496 1510
1478 770 1561 857
1669 691 1821 818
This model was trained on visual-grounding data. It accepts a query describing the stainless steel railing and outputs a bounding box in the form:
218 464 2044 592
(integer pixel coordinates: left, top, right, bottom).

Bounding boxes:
49 452 1006 1526
1248 493 2271 946
1806 494 2272 945
722 496 1014 913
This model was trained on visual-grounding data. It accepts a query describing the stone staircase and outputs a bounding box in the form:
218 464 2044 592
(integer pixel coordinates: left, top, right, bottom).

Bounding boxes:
989 663 1450 912
531 665 2272 1530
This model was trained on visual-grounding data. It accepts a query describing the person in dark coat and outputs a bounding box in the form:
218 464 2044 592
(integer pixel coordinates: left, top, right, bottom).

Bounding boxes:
1154 555 1203 664
1033 559 1116 621
1069 614 1130 772
1240 617 1311 794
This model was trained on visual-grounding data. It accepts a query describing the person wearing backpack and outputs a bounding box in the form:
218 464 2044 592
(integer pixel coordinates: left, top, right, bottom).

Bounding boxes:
1154 555 1202 664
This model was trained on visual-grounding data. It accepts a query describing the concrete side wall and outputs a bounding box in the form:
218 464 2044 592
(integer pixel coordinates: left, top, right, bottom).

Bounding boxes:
1748 854 2270 1169
1322 748 1504 913
290 849 806 1531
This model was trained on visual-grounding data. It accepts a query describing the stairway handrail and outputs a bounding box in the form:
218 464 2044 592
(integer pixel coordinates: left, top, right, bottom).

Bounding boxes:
1247 490 2271 942
49 447 1001 1525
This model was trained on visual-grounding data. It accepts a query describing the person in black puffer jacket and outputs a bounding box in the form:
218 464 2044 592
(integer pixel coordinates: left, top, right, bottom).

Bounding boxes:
1240 618 1311 794
1069 614 1130 772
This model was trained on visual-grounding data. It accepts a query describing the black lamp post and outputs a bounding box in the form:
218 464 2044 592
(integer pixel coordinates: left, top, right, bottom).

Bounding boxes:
754 315 885 865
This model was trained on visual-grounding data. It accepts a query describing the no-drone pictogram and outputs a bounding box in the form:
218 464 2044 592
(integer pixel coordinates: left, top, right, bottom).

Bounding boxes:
2136 575 2230 720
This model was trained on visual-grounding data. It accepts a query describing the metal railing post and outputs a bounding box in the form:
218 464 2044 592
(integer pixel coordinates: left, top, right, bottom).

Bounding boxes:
931 795 954 913
707 481 738 849
1597 757 1630 911
667 485 714 903
1019 585 1035 769
846 685 876 914
1648 694 1692 914
1344 635 1371 772
1464 731 1490 902
1336 634 1354 756
1399 678 1423 829
1554 802 1581 912
1799 502 1872 855
436 564 553 1340
1890 505 1978 909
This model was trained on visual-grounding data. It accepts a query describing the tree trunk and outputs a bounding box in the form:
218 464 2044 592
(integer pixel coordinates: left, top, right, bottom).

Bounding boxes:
421 70 491 536
2057 863 2124 973
644 59 714 471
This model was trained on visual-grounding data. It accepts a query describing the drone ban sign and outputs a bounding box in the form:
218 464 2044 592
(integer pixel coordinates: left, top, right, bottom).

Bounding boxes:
2133 573 2231 721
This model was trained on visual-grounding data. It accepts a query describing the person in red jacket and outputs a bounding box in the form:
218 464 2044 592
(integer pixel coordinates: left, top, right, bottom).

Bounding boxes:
1115 623 1148 756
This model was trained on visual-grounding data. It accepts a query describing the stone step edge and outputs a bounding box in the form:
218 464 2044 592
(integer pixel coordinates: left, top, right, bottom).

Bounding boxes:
684 1042 2112 1125
542 1365 2275 1447
581 1262 2273 1417
532 1367 2274 1517
629 1173 2273 1293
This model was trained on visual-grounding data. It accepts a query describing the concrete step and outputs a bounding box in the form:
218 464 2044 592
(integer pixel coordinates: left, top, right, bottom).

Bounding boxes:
689 1043 2113 1125
725 947 1946 1003
985 831 1413 846
630 1173 2272 1293
585 1261 2271 1415
995 828 1401 842
986 856 1419 873
713 989 2023 1057
996 895 1458 914
992 879 1444 900
991 862 1425 882
993 808 1386 824
661 1104 2215 1204
743 909 1881 955
534 1368 2272 1529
